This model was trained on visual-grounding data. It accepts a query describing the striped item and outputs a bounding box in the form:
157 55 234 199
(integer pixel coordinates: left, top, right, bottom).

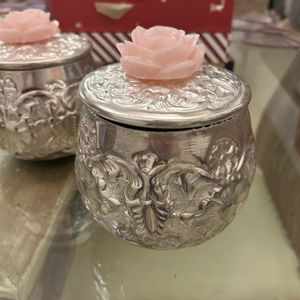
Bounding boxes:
80 32 230 65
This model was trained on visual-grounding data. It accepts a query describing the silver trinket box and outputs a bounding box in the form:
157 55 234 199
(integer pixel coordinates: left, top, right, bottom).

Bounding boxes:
76 63 256 249
0 33 95 160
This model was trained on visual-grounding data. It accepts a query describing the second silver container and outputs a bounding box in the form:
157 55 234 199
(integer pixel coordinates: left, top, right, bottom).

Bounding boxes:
0 33 95 160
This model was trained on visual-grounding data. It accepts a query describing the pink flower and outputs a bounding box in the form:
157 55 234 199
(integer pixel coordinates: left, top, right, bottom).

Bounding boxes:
117 26 205 80
0 9 60 44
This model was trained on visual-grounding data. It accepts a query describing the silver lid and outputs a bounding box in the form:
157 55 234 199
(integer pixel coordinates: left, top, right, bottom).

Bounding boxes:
0 33 91 70
80 63 251 129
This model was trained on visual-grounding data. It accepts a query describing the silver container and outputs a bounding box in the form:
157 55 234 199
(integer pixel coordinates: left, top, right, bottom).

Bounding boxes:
76 63 256 249
0 33 95 160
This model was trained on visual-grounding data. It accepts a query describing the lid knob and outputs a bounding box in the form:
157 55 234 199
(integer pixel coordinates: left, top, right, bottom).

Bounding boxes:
0 9 60 44
117 26 205 80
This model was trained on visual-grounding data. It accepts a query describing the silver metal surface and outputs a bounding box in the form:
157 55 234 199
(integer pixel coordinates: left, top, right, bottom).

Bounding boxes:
76 107 255 249
80 63 251 129
76 64 255 249
0 46 95 160
0 33 91 70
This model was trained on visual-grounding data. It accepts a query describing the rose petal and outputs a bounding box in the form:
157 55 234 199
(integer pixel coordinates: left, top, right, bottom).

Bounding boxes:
22 26 53 43
50 20 60 35
5 11 23 23
0 19 13 29
158 60 198 79
146 26 184 40
131 26 146 44
181 34 200 48
189 44 205 69
151 45 193 66
27 16 50 30
117 41 153 58
121 56 160 79
132 26 179 49
5 12 30 31
5 10 48 31
140 35 180 50
116 42 127 55
29 12 52 31
0 28 22 44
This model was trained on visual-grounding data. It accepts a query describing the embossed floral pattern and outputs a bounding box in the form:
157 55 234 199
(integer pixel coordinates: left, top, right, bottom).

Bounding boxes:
83 64 244 120
0 76 80 159
75 111 256 248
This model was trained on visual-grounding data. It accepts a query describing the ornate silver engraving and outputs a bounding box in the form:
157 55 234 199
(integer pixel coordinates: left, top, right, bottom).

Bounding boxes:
75 110 256 249
0 33 90 64
80 63 250 129
83 64 242 112
0 76 79 159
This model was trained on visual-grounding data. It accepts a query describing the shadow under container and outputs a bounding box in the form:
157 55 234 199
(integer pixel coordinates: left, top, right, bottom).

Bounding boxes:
76 64 256 249
0 33 95 160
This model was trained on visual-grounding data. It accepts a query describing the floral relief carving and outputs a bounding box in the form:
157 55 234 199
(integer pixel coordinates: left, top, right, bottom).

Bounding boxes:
76 111 255 248
84 63 243 113
0 76 80 159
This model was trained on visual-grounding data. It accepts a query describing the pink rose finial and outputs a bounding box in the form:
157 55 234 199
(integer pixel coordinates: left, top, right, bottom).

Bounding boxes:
117 26 205 80
0 9 60 44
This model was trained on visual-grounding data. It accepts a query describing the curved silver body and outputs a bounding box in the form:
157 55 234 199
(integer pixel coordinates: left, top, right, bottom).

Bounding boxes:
75 106 255 249
0 54 95 160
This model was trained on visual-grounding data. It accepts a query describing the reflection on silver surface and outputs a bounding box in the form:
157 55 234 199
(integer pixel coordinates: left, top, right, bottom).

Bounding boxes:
76 108 255 249
25 193 96 300
93 263 110 300
54 193 95 247
76 63 255 249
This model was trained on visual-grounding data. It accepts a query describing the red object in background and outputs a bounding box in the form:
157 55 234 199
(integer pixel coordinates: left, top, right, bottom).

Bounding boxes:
49 0 233 33
49 0 234 65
